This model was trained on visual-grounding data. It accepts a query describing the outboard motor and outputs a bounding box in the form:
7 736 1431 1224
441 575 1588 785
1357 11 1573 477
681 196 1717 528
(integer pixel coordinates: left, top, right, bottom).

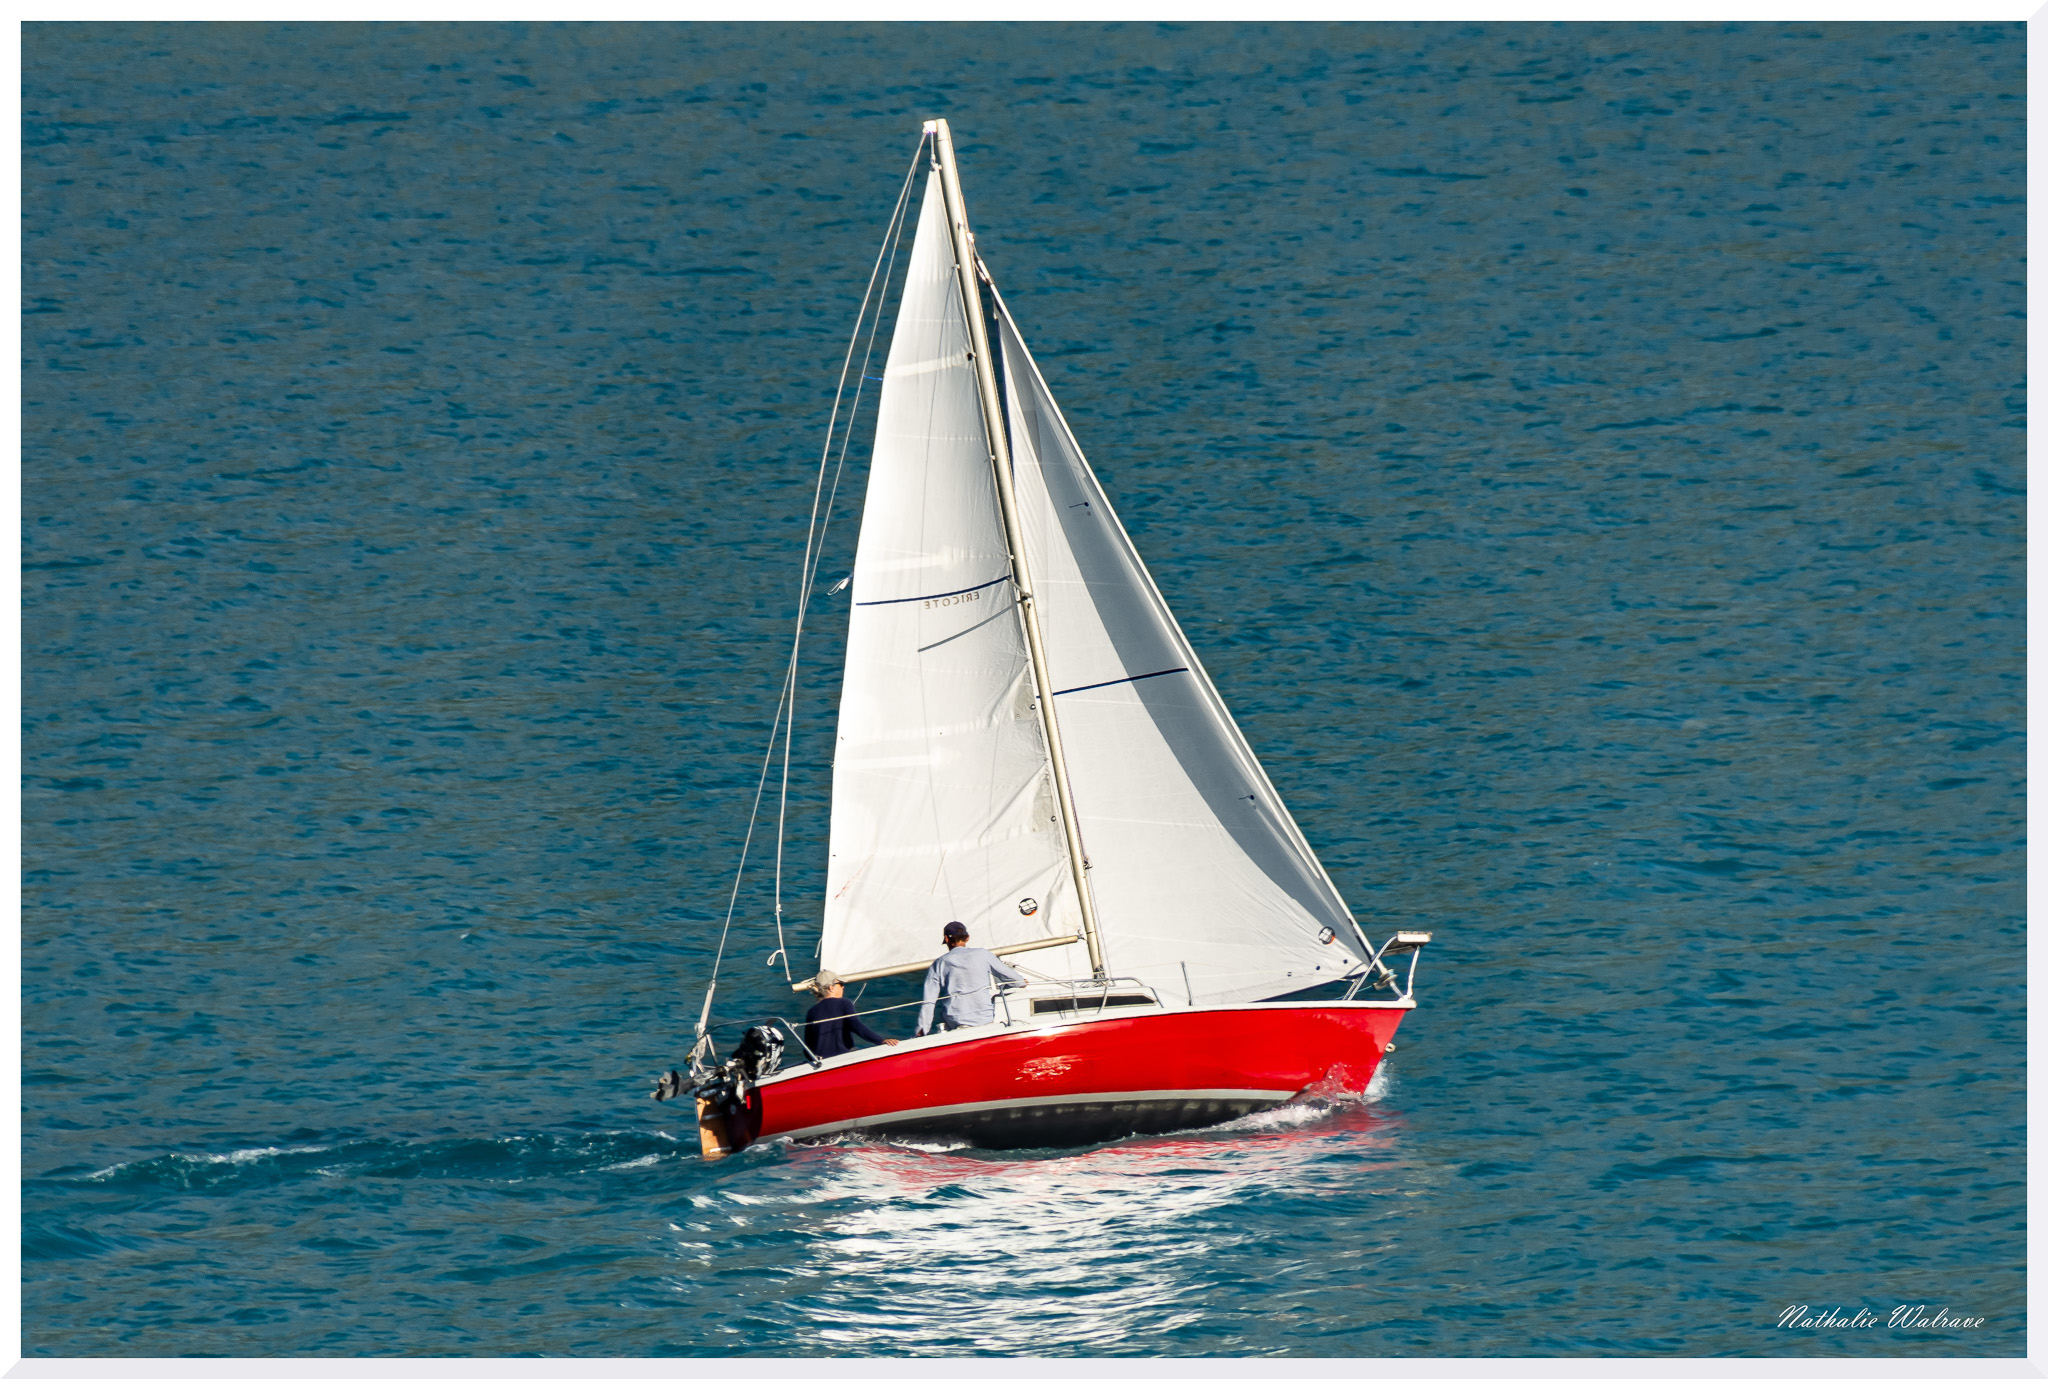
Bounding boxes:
649 1023 785 1160
731 1024 785 1081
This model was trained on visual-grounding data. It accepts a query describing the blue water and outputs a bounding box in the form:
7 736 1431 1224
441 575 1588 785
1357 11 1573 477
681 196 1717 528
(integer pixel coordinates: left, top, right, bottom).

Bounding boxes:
23 21 2023 1357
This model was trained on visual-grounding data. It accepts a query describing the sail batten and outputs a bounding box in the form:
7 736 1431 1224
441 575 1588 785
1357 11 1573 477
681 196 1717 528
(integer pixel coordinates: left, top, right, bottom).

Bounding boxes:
855 573 1010 607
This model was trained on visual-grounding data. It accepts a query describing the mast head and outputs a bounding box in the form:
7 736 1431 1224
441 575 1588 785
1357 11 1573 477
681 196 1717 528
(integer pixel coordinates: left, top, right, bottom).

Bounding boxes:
922 119 942 135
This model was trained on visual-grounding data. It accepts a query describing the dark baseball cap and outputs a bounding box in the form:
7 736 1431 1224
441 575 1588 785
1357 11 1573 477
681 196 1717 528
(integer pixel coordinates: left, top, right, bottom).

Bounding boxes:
942 921 969 940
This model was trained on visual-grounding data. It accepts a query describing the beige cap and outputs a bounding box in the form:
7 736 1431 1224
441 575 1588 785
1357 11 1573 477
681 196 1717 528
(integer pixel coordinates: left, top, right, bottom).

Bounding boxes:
808 970 841 995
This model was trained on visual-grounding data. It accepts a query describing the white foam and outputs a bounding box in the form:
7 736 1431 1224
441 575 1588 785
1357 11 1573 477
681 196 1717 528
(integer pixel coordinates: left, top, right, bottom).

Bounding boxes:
1203 1064 1392 1135
1211 1099 1343 1134
799 1130 977 1155
83 1142 333 1181
598 1154 666 1172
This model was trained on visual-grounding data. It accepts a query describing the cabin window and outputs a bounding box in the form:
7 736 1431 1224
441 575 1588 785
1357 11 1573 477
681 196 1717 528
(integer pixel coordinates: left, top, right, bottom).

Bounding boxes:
1031 993 1156 1015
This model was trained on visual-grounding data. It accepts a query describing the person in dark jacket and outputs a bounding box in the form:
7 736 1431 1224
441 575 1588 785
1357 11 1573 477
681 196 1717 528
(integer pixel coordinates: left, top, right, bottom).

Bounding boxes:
801 970 899 1060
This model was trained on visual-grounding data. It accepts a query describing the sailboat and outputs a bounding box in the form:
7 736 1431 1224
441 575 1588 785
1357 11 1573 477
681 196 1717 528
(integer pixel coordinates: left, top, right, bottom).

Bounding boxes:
671 119 1430 1158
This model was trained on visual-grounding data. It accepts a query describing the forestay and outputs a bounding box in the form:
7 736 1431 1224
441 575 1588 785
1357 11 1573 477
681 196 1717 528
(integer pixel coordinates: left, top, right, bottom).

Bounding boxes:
997 308 1366 1005
818 180 1078 980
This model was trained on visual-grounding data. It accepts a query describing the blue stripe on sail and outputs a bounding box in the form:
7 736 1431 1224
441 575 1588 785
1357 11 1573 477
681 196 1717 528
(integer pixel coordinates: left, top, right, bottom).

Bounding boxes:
1053 667 1190 697
855 574 1010 607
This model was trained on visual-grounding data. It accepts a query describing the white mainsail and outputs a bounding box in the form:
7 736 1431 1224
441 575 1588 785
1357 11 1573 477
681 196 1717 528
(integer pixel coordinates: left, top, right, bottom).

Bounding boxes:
998 309 1367 1005
817 179 1078 980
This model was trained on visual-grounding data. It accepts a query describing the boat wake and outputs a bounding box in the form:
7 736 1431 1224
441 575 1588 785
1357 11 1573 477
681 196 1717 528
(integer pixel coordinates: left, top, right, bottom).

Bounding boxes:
1210 1098 1348 1136
1199 1058 1395 1136
792 1127 980 1155
37 1130 697 1196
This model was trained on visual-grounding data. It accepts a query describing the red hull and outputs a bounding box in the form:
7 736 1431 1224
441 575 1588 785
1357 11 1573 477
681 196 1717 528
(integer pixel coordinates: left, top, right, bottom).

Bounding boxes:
699 1002 1406 1153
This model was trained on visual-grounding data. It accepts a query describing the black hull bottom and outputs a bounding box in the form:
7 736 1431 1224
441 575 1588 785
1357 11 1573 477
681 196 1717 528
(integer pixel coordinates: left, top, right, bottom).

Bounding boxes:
795 1095 1278 1151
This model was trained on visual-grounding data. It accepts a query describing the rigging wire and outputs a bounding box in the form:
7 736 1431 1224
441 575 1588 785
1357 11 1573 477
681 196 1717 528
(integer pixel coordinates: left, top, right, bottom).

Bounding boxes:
695 133 929 1047
769 141 926 972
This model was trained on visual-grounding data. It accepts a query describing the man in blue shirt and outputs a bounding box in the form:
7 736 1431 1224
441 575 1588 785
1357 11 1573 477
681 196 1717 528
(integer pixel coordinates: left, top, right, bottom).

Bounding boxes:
917 921 1026 1036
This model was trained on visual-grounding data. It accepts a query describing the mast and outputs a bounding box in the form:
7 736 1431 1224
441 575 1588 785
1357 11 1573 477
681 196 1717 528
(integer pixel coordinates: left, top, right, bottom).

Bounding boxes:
926 117 1107 980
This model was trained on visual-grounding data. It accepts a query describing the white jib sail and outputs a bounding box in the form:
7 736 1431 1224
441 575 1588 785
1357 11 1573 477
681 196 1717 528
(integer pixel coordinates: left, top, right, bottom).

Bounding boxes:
998 308 1367 1006
818 178 1077 980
